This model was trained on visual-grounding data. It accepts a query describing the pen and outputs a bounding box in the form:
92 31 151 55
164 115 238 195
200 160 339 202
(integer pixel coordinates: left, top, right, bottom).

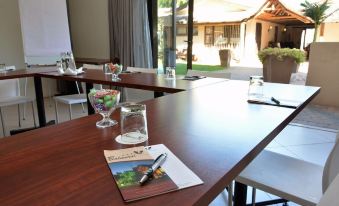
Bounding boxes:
271 97 280 105
139 153 167 185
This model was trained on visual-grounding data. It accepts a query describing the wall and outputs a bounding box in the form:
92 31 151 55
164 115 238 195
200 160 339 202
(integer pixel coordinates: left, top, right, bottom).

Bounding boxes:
319 22 339 42
306 42 339 107
68 0 110 59
0 0 58 98
0 0 25 69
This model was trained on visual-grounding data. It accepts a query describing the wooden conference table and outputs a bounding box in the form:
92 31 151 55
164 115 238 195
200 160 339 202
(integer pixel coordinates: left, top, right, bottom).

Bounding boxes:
0 69 320 205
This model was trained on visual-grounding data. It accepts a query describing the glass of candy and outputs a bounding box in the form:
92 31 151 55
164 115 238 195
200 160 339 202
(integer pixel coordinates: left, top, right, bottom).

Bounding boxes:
88 89 120 128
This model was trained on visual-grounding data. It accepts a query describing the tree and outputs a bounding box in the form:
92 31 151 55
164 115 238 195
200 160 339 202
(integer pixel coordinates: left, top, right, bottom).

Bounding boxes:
158 0 187 8
301 0 339 42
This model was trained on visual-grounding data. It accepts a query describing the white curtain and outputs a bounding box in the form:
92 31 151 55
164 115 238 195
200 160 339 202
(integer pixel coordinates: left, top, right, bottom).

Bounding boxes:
108 0 153 68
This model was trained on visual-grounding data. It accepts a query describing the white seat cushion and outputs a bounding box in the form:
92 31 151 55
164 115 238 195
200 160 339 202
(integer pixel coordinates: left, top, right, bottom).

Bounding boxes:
186 70 231 79
0 96 34 107
237 150 323 206
54 94 87 105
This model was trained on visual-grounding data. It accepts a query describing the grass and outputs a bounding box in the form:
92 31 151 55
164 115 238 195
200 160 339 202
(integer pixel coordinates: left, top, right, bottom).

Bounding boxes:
176 63 224 75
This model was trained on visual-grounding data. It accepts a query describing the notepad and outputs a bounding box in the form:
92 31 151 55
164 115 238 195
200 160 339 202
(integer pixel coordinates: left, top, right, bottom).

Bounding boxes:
104 144 203 202
247 96 300 109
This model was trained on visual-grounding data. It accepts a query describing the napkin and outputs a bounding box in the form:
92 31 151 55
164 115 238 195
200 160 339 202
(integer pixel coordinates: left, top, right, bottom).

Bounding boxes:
58 67 84 75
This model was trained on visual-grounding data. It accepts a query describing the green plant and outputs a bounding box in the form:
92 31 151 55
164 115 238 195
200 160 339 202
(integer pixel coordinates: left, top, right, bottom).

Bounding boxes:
301 0 338 42
258 48 306 64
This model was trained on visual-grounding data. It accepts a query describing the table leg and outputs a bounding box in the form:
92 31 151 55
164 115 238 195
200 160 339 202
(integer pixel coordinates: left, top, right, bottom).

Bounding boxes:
154 92 164 98
234 181 247 206
86 83 95 115
34 76 46 127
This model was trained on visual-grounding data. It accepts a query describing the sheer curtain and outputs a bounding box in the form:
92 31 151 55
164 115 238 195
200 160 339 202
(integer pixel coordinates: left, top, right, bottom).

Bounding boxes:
108 0 153 68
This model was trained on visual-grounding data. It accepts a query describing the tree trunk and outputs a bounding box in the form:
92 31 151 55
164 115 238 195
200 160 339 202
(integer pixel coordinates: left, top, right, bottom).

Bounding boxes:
313 24 319 42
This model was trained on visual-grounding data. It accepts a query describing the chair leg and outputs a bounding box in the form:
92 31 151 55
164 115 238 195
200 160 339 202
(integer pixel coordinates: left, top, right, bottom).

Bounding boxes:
55 101 59 124
18 104 21 127
69 105 72 120
251 188 256 206
23 77 28 120
0 107 5 137
228 181 233 206
31 102 36 128
75 82 85 113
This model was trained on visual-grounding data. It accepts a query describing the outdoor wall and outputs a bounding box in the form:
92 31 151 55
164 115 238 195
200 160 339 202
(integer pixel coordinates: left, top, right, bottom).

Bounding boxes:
68 0 110 59
306 42 339 107
319 22 339 42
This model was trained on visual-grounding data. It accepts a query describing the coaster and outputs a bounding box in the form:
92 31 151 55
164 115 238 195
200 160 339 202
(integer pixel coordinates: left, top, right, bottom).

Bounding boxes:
115 135 148 145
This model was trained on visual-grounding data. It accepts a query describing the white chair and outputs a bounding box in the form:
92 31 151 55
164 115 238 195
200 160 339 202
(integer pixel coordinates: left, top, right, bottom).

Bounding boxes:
233 132 339 206
125 67 157 102
0 78 36 136
186 70 231 79
53 64 103 123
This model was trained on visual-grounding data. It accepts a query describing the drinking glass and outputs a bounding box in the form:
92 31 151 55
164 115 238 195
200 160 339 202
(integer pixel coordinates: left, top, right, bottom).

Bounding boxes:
103 63 111 75
88 89 120 128
248 75 264 99
111 64 122 81
120 104 148 144
0 64 6 74
165 67 176 79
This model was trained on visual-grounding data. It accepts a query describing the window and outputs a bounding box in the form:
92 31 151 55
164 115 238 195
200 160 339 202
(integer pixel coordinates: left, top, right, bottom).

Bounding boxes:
204 24 240 46
177 26 198 36
204 26 214 45
177 26 187 36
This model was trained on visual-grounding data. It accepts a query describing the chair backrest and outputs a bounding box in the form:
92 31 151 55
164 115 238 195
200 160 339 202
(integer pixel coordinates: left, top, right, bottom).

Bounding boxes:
126 67 156 74
0 79 20 98
186 70 231 79
322 132 339 193
82 64 103 90
6 65 16 71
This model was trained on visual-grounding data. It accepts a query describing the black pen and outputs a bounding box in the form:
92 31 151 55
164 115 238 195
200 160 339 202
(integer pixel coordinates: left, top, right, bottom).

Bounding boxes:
271 97 280 105
139 153 167 185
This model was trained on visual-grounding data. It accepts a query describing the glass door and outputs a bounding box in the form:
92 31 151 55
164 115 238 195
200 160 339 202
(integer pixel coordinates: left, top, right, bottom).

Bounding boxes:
157 0 192 75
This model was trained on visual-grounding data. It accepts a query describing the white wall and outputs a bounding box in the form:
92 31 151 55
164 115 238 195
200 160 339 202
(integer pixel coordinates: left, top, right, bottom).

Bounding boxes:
319 22 339 42
68 0 110 59
0 0 25 69
0 0 57 98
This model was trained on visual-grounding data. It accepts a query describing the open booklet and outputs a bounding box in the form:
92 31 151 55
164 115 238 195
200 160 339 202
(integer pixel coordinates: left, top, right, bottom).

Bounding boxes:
247 96 300 109
104 144 203 202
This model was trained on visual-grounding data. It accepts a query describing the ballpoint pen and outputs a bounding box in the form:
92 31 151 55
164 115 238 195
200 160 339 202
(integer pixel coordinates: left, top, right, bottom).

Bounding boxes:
271 97 280 105
139 153 167 185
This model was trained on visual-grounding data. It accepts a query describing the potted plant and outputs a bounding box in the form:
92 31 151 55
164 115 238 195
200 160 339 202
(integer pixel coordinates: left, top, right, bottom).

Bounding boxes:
258 48 306 84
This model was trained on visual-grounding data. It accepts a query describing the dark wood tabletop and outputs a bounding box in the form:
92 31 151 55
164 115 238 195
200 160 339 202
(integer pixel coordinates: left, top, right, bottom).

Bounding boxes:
0 80 320 206
38 70 228 93
0 67 57 80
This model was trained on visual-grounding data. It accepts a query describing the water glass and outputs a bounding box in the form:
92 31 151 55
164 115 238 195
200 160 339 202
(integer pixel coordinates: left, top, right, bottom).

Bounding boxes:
120 104 148 144
248 75 264 98
166 67 176 79
0 64 6 73
103 63 111 75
